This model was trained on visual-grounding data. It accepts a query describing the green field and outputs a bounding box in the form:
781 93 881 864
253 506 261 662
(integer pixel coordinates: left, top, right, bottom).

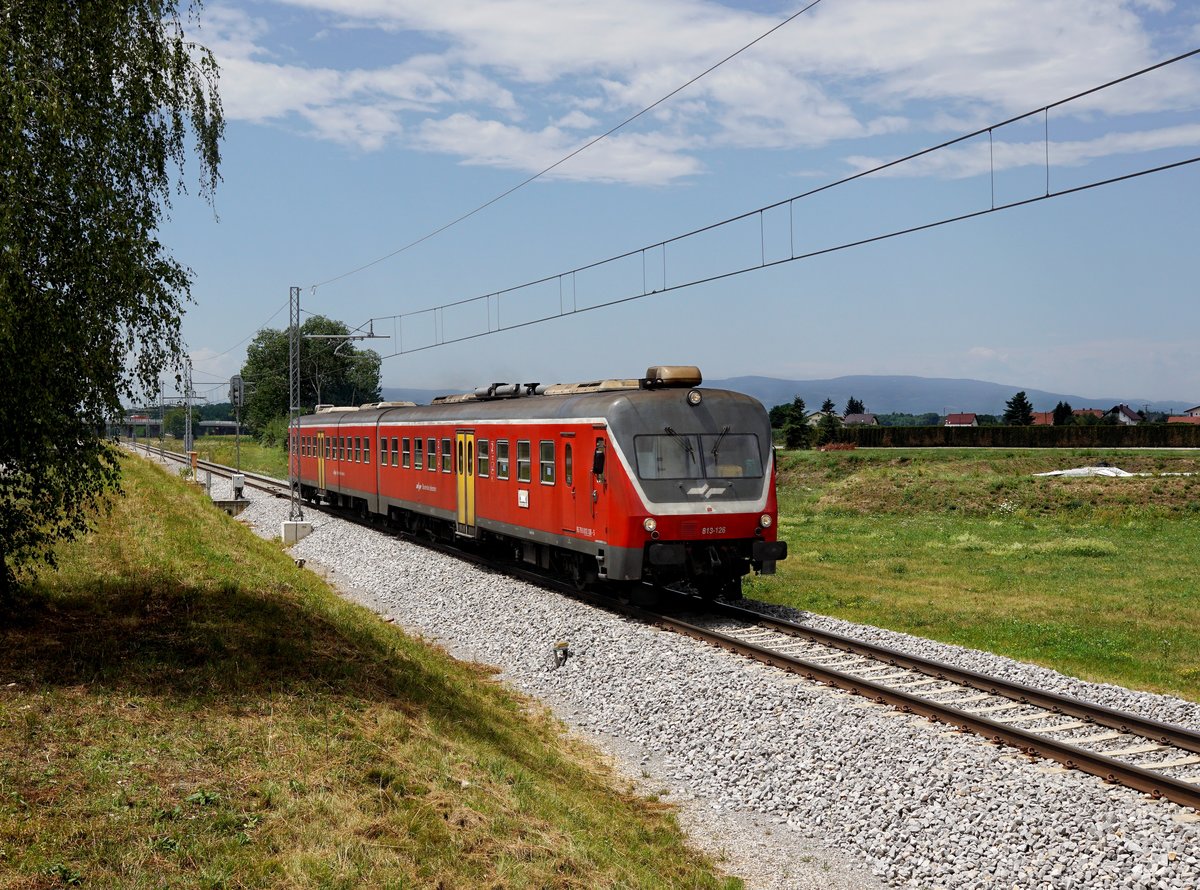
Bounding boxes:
0 455 738 889
148 435 290 479
746 448 1200 699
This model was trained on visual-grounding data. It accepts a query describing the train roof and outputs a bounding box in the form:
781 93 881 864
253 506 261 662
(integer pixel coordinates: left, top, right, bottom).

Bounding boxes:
297 366 766 428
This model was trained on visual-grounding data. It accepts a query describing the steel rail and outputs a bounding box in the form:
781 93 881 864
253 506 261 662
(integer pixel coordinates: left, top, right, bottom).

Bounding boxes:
708 600 1200 757
645 605 1200 811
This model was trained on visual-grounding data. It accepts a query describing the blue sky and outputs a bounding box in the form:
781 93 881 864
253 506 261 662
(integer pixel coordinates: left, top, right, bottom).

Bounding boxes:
166 0 1200 405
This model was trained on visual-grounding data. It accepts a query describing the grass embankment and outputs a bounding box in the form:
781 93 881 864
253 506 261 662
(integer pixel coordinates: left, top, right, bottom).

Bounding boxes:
747 448 1200 700
149 436 289 479
0 456 738 889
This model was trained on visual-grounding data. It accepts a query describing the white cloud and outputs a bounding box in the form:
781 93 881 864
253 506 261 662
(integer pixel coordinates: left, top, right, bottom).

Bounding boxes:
846 123 1200 180
555 110 599 130
415 114 702 184
197 0 1197 181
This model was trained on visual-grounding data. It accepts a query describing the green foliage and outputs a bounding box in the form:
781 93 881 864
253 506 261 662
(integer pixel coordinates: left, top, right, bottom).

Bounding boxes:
815 411 842 446
1003 391 1035 426
0 1 223 596
844 396 865 416
876 412 942 427
784 419 811 449
770 396 812 449
200 402 234 422
820 398 836 414
822 424 1200 448
240 315 382 432
256 414 291 449
163 406 201 440
1053 401 1074 426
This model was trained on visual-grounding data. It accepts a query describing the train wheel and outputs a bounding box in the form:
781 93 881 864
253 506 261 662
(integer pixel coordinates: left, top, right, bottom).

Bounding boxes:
570 556 597 591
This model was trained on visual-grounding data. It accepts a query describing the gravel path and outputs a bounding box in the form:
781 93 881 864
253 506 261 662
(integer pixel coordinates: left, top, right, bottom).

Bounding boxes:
189 464 1200 889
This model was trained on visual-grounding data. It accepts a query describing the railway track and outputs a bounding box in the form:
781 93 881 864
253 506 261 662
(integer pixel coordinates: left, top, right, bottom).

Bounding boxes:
644 601 1200 811
137 443 1200 811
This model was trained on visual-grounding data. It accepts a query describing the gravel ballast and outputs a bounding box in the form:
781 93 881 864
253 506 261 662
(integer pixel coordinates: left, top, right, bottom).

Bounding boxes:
190 465 1200 889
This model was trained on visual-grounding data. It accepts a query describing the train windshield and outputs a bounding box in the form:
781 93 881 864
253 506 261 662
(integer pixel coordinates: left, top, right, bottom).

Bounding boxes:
634 433 762 480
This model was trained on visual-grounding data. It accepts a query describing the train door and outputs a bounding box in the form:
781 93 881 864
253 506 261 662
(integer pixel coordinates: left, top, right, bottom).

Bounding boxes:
561 436 578 535
455 430 476 537
586 430 609 541
317 430 326 489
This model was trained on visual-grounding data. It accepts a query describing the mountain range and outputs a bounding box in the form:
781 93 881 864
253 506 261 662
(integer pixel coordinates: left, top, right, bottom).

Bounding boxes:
383 375 1195 416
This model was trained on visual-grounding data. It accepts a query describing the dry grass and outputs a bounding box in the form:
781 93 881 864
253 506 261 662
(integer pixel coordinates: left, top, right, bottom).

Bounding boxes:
0 455 738 889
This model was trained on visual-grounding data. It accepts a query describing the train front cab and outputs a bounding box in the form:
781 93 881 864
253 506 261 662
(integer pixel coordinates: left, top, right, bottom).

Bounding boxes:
600 383 787 597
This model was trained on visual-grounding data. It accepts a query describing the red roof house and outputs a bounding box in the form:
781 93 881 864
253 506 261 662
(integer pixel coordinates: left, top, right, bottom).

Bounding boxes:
944 413 978 427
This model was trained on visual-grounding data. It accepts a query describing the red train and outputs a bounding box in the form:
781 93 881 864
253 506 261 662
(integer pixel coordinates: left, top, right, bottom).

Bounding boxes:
292 365 786 597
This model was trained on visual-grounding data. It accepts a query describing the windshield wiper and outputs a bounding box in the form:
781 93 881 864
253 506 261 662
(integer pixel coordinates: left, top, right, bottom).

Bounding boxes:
663 426 695 462
710 425 730 461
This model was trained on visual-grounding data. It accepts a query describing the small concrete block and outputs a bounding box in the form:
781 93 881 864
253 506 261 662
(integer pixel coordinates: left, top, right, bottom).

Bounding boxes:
281 521 313 544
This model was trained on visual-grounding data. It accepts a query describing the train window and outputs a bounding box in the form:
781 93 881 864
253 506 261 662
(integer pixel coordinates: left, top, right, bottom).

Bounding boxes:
457 439 463 476
539 441 555 485
391 437 399 467
353 436 360 462
564 443 573 487
363 437 370 465
496 440 509 480
414 437 423 470
339 437 345 461
441 438 451 473
476 439 490 478
380 437 388 466
699 433 763 478
517 440 531 483
427 438 437 472
402 437 411 468
634 434 698 480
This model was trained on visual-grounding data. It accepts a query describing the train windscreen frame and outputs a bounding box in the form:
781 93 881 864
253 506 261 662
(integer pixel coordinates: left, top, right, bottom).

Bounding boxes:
633 433 763 480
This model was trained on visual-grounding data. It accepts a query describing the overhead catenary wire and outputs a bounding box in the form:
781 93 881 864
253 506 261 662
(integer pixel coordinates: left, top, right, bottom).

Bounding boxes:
366 47 1200 359
308 0 828 291
189 300 289 370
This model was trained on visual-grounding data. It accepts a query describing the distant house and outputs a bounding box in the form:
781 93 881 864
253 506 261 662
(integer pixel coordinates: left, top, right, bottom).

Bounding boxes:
1185 405 1200 418
842 413 878 426
1030 411 1054 426
944 413 978 427
806 411 838 427
1106 404 1141 425
1168 415 1200 425
1073 408 1105 420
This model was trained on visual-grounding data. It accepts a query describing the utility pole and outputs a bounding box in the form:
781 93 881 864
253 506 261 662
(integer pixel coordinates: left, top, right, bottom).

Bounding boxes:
288 286 303 521
158 379 165 456
229 374 244 472
183 362 194 453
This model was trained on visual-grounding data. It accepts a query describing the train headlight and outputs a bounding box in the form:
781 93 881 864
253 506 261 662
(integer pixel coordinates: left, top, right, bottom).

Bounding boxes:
643 517 658 533
687 389 703 406
759 513 773 528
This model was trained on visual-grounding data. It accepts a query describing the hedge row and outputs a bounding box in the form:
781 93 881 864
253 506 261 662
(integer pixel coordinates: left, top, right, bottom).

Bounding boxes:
825 424 1200 448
